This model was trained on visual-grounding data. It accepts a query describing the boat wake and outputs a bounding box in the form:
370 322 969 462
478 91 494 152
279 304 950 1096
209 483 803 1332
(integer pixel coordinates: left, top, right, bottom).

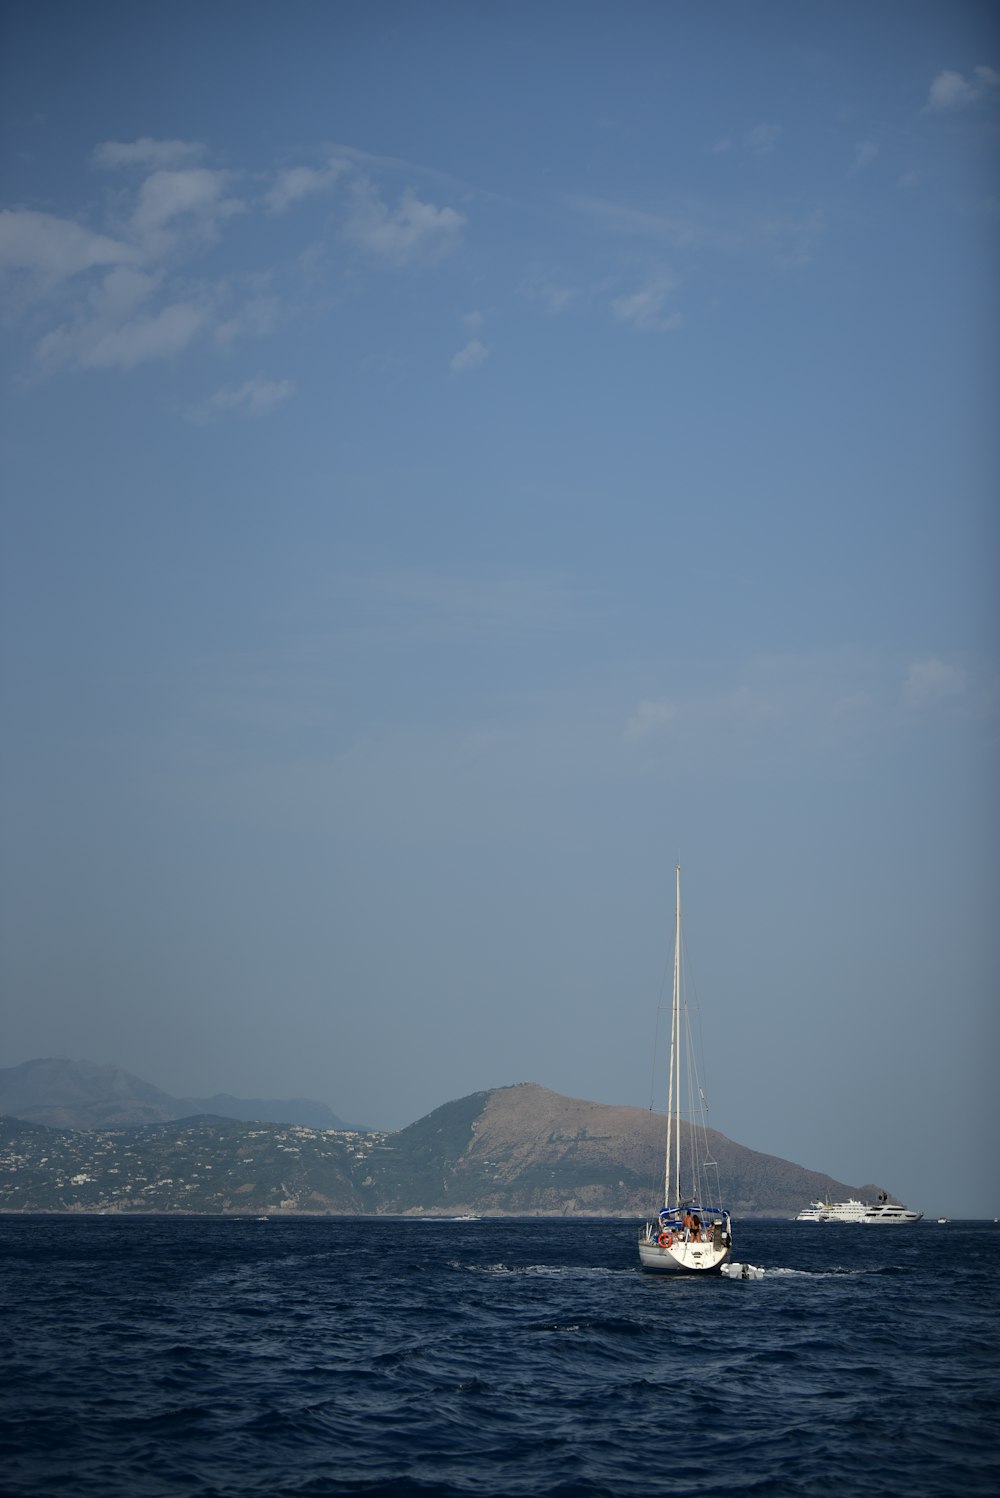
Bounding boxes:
462 1261 623 1278
764 1265 873 1278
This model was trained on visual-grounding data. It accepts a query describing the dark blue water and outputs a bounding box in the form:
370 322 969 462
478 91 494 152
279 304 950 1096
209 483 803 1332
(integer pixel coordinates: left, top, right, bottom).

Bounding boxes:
2 1216 998 1497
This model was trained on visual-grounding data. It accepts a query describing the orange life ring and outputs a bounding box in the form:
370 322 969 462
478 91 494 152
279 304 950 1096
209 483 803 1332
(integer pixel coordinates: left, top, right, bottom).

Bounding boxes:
657 1231 672 1248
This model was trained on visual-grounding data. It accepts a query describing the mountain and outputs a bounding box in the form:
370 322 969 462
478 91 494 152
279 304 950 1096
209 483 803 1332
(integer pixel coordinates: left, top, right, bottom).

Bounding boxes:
0 1080 885 1217
360 1083 883 1217
173 1093 357 1131
0 1059 359 1132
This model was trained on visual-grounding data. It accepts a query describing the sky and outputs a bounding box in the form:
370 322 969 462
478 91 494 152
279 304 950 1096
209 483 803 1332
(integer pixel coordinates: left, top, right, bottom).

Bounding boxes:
1 1 997 1217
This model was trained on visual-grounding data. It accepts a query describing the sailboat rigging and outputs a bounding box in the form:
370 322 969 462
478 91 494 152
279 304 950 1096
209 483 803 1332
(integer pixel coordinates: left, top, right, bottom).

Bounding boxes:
638 864 733 1274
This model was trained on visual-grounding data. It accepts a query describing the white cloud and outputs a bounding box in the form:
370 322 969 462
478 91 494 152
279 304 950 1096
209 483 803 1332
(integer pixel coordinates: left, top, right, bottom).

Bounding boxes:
903 658 967 706
130 168 242 249
93 138 204 170
266 159 349 213
37 297 207 370
189 373 295 423
612 277 680 332
6 176 236 372
928 70 977 110
343 180 465 266
0 139 454 393
927 66 1000 111
0 208 135 282
88 264 160 320
1 144 286 386
451 337 488 373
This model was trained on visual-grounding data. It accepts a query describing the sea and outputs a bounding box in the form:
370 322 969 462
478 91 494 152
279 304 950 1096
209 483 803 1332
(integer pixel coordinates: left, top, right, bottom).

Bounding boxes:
2 1215 998 1497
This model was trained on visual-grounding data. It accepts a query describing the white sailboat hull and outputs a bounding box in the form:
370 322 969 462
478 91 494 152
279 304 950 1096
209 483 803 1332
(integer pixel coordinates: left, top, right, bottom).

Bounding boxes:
638 1231 731 1275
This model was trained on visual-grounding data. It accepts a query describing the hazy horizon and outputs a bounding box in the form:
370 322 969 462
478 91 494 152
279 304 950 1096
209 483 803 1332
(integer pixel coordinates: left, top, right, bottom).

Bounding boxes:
2 3 997 1225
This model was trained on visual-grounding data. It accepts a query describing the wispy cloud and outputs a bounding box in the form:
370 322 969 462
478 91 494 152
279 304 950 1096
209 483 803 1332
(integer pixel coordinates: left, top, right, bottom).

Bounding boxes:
266 157 349 213
326 567 582 642
708 127 781 159
321 141 466 193
619 650 981 773
3 135 477 395
451 337 488 373
0 208 136 285
902 658 966 706
612 276 680 332
519 269 579 314
624 684 780 747
569 194 714 250
765 208 826 269
569 192 824 268
129 168 243 256
747 123 782 154
92 137 205 170
450 310 489 372
927 66 1000 111
538 282 577 313
188 373 295 423
37 292 208 371
623 698 678 743
343 179 466 267
215 290 283 348
850 141 879 174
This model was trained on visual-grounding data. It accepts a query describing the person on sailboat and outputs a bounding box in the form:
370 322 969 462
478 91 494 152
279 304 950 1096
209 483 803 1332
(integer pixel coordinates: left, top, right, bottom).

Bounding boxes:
682 1210 695 1241
691 1213 702 1242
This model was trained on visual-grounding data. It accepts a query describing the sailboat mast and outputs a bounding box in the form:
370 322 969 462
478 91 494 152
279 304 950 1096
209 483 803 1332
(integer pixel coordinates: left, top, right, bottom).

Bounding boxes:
663 863 681 1209
672 863 682 1208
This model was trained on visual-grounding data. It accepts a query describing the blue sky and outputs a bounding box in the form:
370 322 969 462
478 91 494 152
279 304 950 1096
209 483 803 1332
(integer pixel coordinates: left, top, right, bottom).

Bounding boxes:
1 2 997 1215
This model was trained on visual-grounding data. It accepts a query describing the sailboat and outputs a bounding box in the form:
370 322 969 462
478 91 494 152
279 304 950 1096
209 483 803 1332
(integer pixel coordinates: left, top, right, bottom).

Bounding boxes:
638 864 733 1274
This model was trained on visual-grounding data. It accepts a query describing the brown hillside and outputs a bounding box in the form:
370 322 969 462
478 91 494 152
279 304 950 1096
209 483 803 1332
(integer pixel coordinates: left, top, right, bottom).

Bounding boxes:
374 1083 877 1217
